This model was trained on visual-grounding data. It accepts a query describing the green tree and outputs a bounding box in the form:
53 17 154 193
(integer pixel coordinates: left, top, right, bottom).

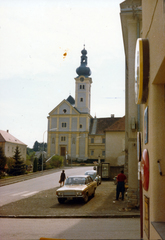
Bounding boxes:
33 158 38 172
38 154 42 171
0 146 7 177
38 154 46 171
33 141 39 151
46 155 63 169
11 146 26 176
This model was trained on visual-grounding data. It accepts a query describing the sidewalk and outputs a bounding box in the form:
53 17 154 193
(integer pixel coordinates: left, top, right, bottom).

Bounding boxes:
0 181 140 218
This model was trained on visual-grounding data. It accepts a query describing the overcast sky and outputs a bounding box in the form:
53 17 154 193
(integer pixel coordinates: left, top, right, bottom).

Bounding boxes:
0 0 125 148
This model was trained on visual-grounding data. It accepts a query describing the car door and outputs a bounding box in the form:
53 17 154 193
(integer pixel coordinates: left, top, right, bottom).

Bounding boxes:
87 176 93 196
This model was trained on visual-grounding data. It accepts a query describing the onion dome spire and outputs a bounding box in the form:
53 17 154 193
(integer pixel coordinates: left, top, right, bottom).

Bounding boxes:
76 45 91 77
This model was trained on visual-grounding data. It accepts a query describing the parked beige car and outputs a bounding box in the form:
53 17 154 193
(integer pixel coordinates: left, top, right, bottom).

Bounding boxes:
56 175 97 204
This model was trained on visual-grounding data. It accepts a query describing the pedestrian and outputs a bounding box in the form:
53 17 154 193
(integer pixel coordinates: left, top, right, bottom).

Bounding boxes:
116 170 127 201
59 170 66 187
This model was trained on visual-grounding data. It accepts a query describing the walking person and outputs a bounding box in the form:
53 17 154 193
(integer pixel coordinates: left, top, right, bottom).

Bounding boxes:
116 170 127 201
59 170 66 187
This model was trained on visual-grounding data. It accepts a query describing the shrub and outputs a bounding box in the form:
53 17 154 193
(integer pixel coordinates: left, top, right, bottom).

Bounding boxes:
46 155 63 169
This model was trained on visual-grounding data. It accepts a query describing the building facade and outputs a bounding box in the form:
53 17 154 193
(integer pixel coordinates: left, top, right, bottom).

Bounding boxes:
120 0 142 208
121 0 165 239
139 1 165 239
0 130 27 160
47 47 125 169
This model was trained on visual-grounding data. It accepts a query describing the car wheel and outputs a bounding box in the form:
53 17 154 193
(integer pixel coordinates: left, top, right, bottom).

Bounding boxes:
58 198 65 204
84 193 89 203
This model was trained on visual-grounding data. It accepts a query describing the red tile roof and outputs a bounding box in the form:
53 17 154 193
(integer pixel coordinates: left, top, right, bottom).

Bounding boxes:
105 116 125 131
0 130 26 145
89 117 124 135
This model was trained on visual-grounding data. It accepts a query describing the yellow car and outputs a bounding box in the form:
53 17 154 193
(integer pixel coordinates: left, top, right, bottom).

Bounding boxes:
56 175 97 204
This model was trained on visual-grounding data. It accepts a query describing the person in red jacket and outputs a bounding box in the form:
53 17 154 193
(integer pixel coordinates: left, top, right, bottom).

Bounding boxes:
116 170 127 200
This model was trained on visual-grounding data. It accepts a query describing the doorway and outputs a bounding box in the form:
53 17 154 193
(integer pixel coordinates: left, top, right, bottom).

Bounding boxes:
60 147 66 156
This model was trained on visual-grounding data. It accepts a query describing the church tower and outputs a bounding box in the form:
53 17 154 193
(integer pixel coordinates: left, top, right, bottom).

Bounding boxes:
75 47 92 114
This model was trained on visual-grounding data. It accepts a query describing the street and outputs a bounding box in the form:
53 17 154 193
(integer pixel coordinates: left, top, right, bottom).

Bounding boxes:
0 166 92 206
0 218 140 240
0 167 140 239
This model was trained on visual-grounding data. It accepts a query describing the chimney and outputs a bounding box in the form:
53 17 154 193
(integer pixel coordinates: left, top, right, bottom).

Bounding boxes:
111 114 114 118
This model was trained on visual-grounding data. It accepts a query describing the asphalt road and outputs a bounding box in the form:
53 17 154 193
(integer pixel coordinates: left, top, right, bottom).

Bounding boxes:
0 166 93 206
0 218 140 240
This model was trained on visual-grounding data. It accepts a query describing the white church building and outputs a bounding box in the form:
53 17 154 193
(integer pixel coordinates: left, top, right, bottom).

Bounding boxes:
47 47 125 167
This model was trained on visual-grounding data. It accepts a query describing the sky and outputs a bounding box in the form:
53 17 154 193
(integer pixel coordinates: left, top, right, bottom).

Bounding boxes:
0 0 125 148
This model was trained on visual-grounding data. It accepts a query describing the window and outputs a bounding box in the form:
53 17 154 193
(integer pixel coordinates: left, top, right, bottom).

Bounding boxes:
102 138 105 143
52 138 55 144
80 124 82 128
102 151 105 156
62 123 67 128
61 136 66 142
91 138 94 143
91 150 94 156
63 109 67 113
80 98 83 102
80 85 85 89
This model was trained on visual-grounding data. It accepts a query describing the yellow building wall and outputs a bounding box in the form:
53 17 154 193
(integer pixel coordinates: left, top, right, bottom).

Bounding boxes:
105 132 125 166
142 0 165 239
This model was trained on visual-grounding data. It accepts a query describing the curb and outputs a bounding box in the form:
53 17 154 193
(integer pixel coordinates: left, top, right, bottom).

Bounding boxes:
0 214 140 218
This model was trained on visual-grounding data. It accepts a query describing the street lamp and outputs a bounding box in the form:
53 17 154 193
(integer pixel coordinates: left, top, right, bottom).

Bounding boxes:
42 128 57 173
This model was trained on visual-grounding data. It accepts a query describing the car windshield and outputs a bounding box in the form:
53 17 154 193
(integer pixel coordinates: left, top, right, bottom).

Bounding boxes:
65 177 86 185
85 172 96 180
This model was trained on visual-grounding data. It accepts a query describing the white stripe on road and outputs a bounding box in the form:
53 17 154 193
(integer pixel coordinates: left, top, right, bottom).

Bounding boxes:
12 191 29 196
22 191 39 197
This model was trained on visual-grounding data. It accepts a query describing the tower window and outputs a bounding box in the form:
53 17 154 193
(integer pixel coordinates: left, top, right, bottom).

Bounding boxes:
80 85 85 90
80 124 82 128
80 98 83 102
52 138 55 144
62 123 67 128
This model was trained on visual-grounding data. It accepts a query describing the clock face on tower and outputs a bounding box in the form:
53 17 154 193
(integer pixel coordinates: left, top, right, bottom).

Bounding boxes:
135 38 149 104
80 77 84 82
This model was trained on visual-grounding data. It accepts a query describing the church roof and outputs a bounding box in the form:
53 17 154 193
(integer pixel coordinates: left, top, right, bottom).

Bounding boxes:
89 116 124 135
66 95 75 105
0 130 26 145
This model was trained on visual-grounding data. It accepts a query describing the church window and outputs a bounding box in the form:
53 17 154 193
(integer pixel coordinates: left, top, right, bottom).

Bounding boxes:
91 138 94 143
80 85 85 90
52 138 55 144
91 150 94 156
80 98 83 102
62 123 67 128
61 136 66 142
